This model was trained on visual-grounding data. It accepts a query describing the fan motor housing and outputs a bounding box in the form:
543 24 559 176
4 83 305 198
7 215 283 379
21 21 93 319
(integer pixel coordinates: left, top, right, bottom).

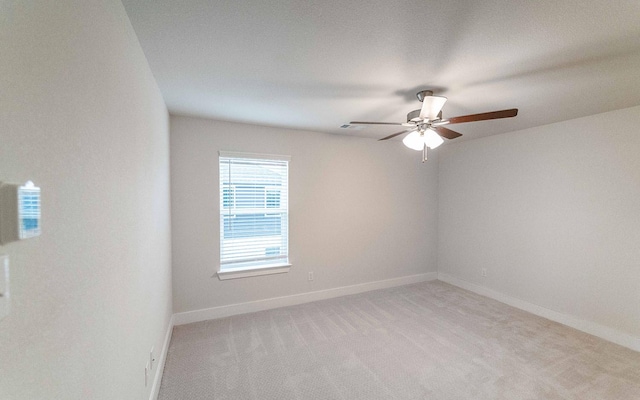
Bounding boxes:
407 109 421 122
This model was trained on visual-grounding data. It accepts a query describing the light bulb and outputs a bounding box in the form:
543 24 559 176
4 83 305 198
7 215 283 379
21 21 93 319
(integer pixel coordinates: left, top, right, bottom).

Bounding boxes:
423 129 444 149
402 131 425 151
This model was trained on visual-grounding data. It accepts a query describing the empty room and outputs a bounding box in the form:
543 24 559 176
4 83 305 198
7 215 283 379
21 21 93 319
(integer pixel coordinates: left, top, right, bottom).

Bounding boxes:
1 0 639 399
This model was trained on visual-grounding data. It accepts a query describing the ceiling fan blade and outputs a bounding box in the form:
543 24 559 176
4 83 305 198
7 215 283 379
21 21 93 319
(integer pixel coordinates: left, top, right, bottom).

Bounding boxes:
447 108 518 124
379 128 417 141
350 121 404 126
419 96 448 120
435 126 463 140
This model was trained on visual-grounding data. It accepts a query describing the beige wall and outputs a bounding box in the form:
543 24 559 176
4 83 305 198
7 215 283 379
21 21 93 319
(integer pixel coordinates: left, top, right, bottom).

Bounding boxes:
0 1 172 399
170 116 438 313
438 106 640 342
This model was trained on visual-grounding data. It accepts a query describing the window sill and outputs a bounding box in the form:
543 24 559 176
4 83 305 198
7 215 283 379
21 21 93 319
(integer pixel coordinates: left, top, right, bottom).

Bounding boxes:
216 263 292 280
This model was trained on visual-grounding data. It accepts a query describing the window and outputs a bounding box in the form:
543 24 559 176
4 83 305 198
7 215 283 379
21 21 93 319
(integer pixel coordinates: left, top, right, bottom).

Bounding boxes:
218 152 290 278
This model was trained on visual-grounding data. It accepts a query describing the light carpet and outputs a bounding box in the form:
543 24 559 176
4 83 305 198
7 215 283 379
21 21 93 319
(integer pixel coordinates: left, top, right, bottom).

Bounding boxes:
158 280 640 399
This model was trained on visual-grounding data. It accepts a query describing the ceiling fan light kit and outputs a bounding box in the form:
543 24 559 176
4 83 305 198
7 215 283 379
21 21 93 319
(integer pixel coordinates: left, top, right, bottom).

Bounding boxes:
349 89 518 162
403 129 444 151
402 131 427 151
423 129 444 148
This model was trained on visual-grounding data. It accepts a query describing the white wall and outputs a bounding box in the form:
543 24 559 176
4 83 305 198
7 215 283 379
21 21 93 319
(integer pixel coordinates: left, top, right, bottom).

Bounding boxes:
0 1 172 399
170 116 438 313
438 106 640 343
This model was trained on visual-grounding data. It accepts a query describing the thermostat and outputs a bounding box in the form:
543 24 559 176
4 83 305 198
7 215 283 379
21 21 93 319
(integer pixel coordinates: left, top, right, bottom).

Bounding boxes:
0 181 41 244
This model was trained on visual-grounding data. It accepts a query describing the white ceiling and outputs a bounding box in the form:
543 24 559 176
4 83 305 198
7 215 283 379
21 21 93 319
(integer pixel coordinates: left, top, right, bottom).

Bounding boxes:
122 0 640 142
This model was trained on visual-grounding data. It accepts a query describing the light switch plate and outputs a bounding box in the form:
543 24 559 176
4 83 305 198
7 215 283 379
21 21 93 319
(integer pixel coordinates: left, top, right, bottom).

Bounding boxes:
0 254 10 320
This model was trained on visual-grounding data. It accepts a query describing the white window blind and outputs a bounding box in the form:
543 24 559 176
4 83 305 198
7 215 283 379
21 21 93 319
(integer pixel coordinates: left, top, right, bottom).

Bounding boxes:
219 152 289 271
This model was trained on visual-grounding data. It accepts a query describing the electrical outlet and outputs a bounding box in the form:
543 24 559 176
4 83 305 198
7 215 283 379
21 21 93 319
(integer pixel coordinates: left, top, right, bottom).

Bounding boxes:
308 271 314 281
481 268 487 277
150 347 155 371
145 362 150 387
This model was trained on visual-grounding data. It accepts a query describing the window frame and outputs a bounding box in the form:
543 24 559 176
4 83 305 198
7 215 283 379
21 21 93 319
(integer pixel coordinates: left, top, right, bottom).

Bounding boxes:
217 151 291 280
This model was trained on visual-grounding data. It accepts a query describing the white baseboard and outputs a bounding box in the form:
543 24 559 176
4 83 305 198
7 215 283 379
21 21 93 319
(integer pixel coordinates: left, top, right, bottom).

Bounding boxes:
150 314 174 400
174 272 438 326
438 273 640 353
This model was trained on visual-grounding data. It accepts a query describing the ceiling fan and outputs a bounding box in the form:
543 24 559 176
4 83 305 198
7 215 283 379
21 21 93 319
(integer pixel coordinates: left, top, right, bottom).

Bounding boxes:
350 90 518 161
